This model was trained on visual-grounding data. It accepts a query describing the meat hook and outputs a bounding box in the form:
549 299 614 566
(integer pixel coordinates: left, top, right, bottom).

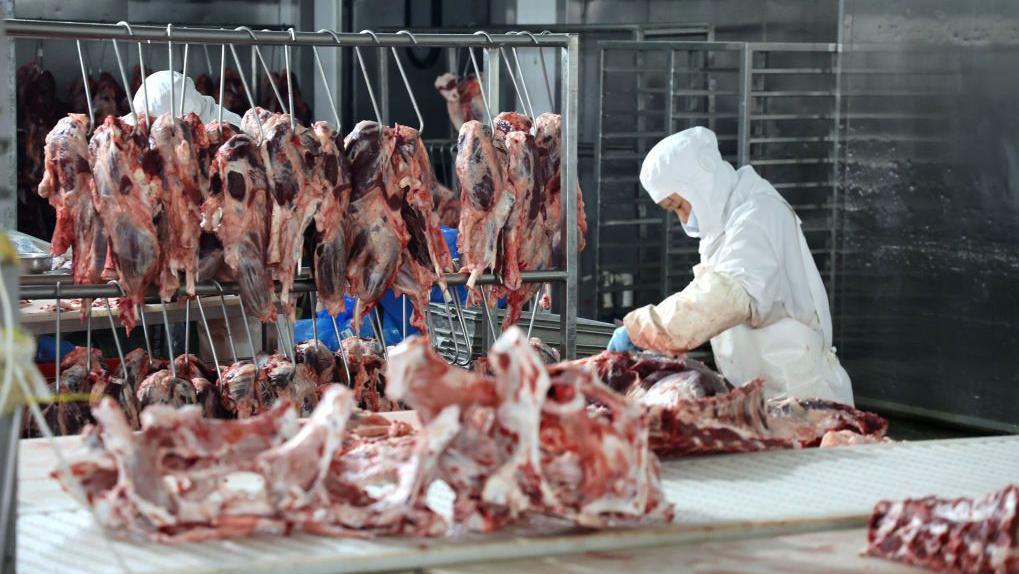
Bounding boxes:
308 291 319 344
179 39 190 118
159 299 177 379
506 32 537 119
85 299 93 374
116 21 151 131
110 28 139 125
240 27 288 115
136 295 155 370
313 30 342 129
53 281 62 392
328 312 352 385
212 280 238 363
193 294 222 377
492 38 530 119
227 36 265 144
394 30 424 134
285 29 297 129
166 24 174 129
468 32 495 127
525 31 555 109
203 44 214 77
526 289 542 340
217 43 226 134
102 296 127 381
106 281 135 375
75 40 95 133
353 30 383 125
183 298 191 356
478 286 499 344
449 289 474 367
372 307 389 361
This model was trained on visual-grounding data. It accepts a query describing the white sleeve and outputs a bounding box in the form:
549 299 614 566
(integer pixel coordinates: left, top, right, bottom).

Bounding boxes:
710 207 783 326
624 264 752 355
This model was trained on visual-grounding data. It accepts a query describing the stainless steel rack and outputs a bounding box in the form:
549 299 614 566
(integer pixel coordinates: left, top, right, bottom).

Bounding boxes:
594 40 840 322
3 18 581 359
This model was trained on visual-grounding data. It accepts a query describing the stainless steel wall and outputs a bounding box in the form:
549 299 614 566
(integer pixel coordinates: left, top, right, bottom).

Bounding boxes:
838 0 1019 431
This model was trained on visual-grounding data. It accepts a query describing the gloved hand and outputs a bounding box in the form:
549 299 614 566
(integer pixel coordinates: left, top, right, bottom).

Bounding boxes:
607 326 637 353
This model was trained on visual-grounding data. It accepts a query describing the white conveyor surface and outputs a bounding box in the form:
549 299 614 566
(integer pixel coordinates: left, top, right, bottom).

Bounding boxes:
17 435 1019 574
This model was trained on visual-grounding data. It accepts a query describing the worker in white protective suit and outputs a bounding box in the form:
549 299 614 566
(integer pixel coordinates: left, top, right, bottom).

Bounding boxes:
122 70 243 126
607 127 853 405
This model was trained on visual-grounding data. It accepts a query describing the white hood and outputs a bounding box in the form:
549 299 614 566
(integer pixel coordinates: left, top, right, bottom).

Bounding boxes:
123 70 243 126
639 127 737 246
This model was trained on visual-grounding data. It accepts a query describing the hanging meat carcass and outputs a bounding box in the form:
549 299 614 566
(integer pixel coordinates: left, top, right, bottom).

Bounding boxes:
218 361 266 419
203 127 275 322
37 113 107 285
310 122 352 316
259 71 313 127
136 369 198 410
455 120 515 299
435 73 486 131
337 337 398 412
343 120 407 328
88 116 162 333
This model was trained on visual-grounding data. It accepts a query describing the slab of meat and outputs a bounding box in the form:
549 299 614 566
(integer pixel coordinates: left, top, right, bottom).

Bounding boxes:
389 124 454 333
255 353 317 416
92 72 128 123
343 121 407 327
492 111 532 154
435 73 486 130
136 370 198 410
311 122 352 316
455 120 515 295
866 485 1019 574
218 361 266 419
434 181 461 228
23 348 107 437
248 109 326 317
295 340 337 388
204 131 275 322
338 337 398 412
534 112 588 259
215 68 247 116
149 113 209 299
38 113 107 285
576 351 887 456
89 115 162 333
90 374 141 430
258 71 313 127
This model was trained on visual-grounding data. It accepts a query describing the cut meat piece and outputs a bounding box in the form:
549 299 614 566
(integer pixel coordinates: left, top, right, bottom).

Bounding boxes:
866 485 1019 574
218 361 265 419
534 112 588 260
149 112 208 299
337 337 398 412
575 351 887 456
434 73 486 130
38 113 107 285
136 370 198 410
295 340 337 389
24 351 103 437
90 375 141 430
247 109 326 317
343 121 408 327
204 131 275 322
258 71 313 127
89 115 162 333
542 361 674 526
311 122 352 316
819 429 888 448
492 111 532 154
455 120 515 296
434 182 461 228
390 124 454 334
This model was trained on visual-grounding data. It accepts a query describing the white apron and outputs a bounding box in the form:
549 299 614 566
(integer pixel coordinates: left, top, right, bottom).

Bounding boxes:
709 208 854 405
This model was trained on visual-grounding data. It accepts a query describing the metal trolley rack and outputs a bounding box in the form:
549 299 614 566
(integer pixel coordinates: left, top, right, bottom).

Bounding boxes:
594 40 841 322
1 18 581 360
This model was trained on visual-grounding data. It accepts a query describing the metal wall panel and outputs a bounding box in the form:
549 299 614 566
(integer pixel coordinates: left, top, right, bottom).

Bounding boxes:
838 0 1019 431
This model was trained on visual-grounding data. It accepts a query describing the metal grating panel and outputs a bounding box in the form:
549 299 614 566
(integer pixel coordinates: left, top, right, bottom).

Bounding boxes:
17 436 1019 574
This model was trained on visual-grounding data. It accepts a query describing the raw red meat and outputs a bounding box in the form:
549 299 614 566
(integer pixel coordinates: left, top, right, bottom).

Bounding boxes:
492 111 532 154
24 347 107 437
136 369 198 410
93 72 128 122
204 130 275 322
214 68 246 116
259 71 313 127
434 73 486 130
338 337 398 412
295 340 337 389
455 120 515 296
256 353 318 416
38 113 107 285
576 351 887 456
247 109 326 317
311 122 352 316
389 124 454 333
866 485 1019 574
434 181 461 228
89 115 162 333
343 121 408 327
149 112 208 299
90 374 141 430
534 112 588 259
194 73 214 98
218 361 265 419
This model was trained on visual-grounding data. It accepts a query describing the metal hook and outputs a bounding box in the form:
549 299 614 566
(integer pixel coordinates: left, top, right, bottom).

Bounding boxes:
85 301 93 374
159 300 177 379
449 290 474 366
393 30 424 134
227 38 265 144
230 283 257 361
506 33 536 119
166 24 174 127
467 34 494 127
329 312 352 384
285 28 297 129
308 291 319 344
312 30 341 129
54 282 62 392
179 41 190 118
110 34 137 125
353 30 383 124
75 40 95 133
217 44 226 133
523 30 555 109
183 298 191 356
212 281 238 363
102 297 127 380
478 286 499 343
526 288 543 340
136 297 155 369
492 40 529 118
117 21 150 131
372 307 389 361
235 27 288 115
193 295 222 377
203 44 213 76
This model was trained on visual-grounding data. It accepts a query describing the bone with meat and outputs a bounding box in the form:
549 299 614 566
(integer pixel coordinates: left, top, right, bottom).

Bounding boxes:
343 121 408 327
534 112 588 269
455 120 515 298
218 361 265 419
136 369 198 411
337 337 399 412
311 122 352 316
37 113 107 286
88 116 162 333
434 73 486 131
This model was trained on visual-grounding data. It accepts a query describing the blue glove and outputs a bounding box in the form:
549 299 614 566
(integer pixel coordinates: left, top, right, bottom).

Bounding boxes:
607 326 637 352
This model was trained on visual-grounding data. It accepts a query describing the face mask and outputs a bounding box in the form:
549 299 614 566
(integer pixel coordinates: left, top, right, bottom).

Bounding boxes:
681 208 700 238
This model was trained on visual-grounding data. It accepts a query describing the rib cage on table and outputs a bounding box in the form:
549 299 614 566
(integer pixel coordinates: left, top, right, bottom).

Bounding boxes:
7 18 581 361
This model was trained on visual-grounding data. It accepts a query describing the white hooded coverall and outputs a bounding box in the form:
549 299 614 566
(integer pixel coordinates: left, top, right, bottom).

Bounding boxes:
122 70 243 127
625 127 854 405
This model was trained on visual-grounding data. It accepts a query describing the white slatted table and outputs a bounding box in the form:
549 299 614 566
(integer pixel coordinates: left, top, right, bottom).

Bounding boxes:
16 435 1019 574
